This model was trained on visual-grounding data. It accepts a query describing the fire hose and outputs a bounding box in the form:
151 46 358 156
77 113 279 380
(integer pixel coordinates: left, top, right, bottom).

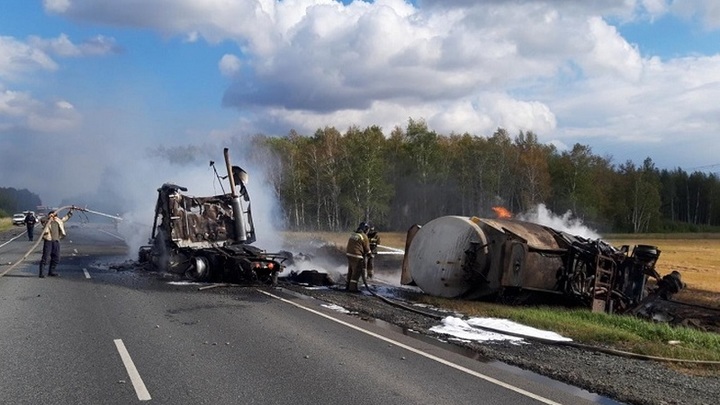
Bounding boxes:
356 262 720 365
0 205 122 278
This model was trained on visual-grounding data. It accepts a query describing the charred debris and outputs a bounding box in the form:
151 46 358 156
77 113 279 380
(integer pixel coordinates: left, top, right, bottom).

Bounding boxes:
138 148 289 285
135 148 693 326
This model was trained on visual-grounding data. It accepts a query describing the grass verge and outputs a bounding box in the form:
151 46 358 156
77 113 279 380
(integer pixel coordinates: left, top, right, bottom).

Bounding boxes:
418 296 720 370
0 218 12 232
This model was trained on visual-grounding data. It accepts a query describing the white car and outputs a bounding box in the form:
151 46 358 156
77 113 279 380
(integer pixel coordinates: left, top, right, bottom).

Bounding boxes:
12 213 26 226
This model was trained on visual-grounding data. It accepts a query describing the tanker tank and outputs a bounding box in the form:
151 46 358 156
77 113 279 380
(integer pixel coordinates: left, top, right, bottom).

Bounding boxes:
400 215 684 314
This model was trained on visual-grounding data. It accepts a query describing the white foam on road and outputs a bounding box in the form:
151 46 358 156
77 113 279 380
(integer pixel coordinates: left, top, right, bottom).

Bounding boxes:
167 281 207 286
259 289 562 405
430 316 572 343
321 303 351 314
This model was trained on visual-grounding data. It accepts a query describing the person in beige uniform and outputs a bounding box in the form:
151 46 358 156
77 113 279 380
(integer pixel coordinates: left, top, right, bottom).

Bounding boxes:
39 209 73 278
345 222 371 292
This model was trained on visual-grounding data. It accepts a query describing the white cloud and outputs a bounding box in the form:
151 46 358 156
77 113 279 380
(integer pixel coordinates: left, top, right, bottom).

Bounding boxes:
0 89 80 133
549 53 720 146
0 89 32 120
671 0 720 30
219 54 242 77
28 0 720 171
640 0 670 18
43 0 71 13
0 36 58 80
581 17 643 81
28 33 119 57
0 33 112 136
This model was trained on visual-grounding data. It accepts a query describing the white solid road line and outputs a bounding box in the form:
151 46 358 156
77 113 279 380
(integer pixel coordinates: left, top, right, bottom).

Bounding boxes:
0 230 28 249
113 339 152 401
83 268 91 279
258 289 563 405
98 228 125 241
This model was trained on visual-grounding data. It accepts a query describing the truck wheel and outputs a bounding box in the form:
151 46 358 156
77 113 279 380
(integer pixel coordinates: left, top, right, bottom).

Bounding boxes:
186 256 210 281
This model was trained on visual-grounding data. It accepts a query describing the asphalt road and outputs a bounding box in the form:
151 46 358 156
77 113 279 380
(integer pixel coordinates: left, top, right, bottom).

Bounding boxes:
0 223 608 405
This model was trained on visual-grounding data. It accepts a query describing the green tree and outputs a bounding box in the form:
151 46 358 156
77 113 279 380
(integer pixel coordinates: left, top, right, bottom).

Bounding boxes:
307 127 345 230
404 118 442 223
260 131 312 229
616 158 662 233
514 131 553 211
485 128 518 212
548 143 613 229
443 133 491 216
0 187 42 216
341 125 393 228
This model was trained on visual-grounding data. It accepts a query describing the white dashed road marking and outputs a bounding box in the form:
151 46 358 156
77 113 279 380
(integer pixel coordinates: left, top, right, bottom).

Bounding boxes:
83 268 90 279
113 339 151 401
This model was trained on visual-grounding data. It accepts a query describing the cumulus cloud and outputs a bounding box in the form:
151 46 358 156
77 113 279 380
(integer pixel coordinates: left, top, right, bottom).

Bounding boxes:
0 89 80 133
581 17 643 81
43 0 71 13
0 31 121 138
640 0 670 19
27 0 720 171
0 36 58 79
1 33 118 82
219 54 242 77
28 33 121 57
671 0 720 30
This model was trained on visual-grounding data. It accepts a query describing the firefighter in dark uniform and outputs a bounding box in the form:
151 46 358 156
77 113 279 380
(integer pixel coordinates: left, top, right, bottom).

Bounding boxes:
345 222 371 292
24 212 37 241
366 226 380 279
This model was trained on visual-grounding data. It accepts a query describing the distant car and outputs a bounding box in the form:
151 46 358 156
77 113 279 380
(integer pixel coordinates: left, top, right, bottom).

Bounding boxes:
12 213 26 226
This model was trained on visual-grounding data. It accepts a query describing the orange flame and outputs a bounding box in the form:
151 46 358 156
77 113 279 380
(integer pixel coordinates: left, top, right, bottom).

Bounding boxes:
492 206 512 219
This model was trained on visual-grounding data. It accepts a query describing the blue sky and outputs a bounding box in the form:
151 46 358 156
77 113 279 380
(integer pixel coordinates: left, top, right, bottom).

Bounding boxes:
2 0 720 209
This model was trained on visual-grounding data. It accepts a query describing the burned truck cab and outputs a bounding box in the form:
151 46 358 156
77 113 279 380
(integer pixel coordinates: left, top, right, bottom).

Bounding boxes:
138 149 286 284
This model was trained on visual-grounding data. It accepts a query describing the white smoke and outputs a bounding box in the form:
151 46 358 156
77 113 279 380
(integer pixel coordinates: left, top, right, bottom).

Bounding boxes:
116 209 153 257
517 203 600 239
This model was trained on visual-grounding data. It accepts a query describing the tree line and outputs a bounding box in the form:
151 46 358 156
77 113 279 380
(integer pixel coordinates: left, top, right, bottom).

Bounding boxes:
0 187 42 218
250 119 720 234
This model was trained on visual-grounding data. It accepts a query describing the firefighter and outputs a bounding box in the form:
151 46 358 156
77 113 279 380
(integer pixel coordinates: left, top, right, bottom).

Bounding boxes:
366 226 380 279
24 212 37 241
345 221 371 292
38 209 73 278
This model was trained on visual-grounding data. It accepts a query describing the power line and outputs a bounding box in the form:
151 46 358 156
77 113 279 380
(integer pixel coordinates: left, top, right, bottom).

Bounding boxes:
688 163 720 170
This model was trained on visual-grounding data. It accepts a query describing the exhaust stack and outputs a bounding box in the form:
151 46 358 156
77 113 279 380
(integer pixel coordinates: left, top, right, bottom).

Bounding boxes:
224 148 247 243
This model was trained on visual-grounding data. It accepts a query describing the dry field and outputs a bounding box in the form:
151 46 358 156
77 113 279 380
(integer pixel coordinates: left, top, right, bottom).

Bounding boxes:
286 231 720 308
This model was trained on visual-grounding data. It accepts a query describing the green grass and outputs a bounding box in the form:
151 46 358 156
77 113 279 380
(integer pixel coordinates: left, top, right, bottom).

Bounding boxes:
603 232 720 240
0 218 12 232
419 297 720 365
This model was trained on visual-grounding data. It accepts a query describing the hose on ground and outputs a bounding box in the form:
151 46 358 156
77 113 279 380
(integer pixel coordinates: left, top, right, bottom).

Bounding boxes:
359 274 720 365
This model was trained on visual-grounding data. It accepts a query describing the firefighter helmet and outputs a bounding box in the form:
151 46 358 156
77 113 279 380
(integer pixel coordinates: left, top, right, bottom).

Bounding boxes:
357 221 370 233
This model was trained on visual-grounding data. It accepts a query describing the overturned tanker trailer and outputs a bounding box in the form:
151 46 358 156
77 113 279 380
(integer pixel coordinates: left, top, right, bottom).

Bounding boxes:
401 216 684 314
138 148 287 284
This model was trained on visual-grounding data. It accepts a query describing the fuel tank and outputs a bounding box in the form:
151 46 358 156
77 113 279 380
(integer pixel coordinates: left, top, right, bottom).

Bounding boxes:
402 215 566 298
402 215 683 314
